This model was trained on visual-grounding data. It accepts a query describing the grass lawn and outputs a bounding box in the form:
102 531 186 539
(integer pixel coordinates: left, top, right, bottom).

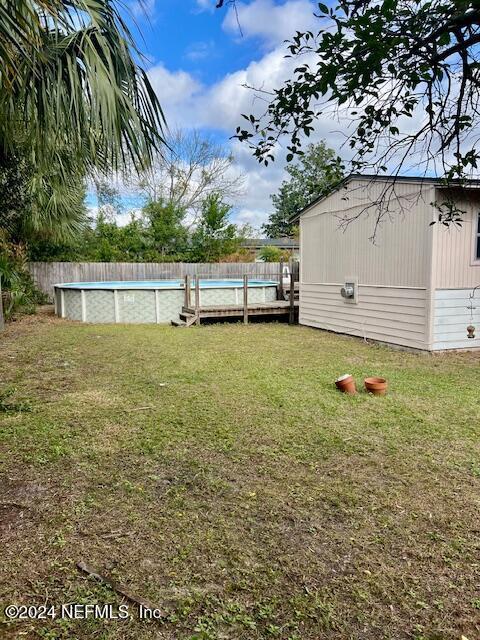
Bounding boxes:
1 310 479 640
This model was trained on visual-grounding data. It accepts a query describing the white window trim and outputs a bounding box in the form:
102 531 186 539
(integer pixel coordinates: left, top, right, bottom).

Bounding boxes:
473 211 480 266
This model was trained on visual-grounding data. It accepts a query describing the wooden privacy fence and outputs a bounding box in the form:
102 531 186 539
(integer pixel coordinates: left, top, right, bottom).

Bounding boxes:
28 261 299 300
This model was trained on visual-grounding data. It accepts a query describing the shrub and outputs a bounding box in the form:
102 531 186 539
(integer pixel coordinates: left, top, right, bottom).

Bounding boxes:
258 246 292 262
0 233 46 320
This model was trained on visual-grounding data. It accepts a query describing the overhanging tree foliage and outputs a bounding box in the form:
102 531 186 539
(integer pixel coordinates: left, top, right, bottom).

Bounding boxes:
227 0 480 221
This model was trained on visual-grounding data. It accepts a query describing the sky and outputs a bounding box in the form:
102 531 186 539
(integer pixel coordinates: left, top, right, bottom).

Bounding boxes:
88 0 337 231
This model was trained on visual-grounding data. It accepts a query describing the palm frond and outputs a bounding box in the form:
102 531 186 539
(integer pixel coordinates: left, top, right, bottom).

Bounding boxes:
0 0 165 176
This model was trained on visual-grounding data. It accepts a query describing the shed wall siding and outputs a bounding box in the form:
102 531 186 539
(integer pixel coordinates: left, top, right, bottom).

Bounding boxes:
300 283 428 350
299 179 433 350
301 180 434 287
432 193 480 289
432 288 480 350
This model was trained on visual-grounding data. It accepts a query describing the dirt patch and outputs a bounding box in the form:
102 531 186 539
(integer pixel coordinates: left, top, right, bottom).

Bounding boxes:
0 480 50 540
0 305 65 342
0 503 32 535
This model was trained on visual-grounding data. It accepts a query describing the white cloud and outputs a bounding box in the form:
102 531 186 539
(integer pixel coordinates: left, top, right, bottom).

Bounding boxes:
149 45 318 131
147 64 203 126
222 0 316 48
146 39 349 228
146 58 284 225
235 208 268 230
227 139 283 221
184 40 216 61
199 47 313 129
143 0 352 230
86 204 140 228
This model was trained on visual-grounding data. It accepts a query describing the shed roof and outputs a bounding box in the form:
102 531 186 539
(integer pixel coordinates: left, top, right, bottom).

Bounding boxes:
242 238 299 249
290 173 480 222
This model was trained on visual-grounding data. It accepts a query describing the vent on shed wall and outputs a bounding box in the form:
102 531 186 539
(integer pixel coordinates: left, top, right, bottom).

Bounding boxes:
341 277 359 304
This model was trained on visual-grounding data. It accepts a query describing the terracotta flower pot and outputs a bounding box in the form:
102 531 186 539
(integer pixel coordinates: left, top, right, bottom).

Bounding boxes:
364 376 388 396
335 374 357 395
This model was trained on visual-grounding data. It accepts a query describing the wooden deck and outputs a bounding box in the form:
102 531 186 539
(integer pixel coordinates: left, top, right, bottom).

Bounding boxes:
172 273 299 327
172 301 298 327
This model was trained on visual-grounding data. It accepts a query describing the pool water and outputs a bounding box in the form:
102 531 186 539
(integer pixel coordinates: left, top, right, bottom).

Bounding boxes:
57 279 277 289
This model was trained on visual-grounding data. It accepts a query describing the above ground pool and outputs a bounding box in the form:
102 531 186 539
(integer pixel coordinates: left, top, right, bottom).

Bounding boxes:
53 279 279 324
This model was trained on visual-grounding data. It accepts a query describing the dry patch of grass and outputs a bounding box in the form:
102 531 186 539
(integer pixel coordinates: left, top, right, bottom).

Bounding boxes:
0 312 479 639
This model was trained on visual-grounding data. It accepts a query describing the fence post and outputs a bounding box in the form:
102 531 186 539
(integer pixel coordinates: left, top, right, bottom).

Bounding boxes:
289 267 295 325
243 274 248 324
0 277 4 332
194 274 200 325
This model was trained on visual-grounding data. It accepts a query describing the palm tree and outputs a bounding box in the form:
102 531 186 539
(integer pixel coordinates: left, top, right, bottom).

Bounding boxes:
0 0 166 238
0 0 166 323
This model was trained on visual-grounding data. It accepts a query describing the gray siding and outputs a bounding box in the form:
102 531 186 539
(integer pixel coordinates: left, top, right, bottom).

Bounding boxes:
301 179 434 287
432 288 480 350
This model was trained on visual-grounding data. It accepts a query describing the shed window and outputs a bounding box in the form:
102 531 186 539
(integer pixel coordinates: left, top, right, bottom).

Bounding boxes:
477 213 480 261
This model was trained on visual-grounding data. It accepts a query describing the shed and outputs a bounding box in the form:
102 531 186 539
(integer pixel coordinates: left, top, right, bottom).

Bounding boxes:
294 175 480 351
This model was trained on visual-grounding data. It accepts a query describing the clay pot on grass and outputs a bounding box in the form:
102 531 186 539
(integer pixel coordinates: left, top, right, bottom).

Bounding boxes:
364 376 388 396
335 374 357 395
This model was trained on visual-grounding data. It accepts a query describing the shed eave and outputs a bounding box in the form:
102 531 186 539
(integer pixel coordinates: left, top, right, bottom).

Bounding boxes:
290 173 480 223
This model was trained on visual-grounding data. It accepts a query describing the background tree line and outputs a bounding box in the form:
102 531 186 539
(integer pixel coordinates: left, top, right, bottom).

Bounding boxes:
30 192 251 264
28 137 343 263
20 128 251 264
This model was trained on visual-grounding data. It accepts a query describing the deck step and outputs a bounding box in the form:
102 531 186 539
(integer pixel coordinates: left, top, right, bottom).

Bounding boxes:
171 319 187 327
179 312 199 327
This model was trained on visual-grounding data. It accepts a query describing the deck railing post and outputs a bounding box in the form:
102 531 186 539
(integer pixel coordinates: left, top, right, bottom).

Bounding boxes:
185 275 191 308
243 274 248 324
194 274 200 325
289 267 295 325
278 260 284 300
